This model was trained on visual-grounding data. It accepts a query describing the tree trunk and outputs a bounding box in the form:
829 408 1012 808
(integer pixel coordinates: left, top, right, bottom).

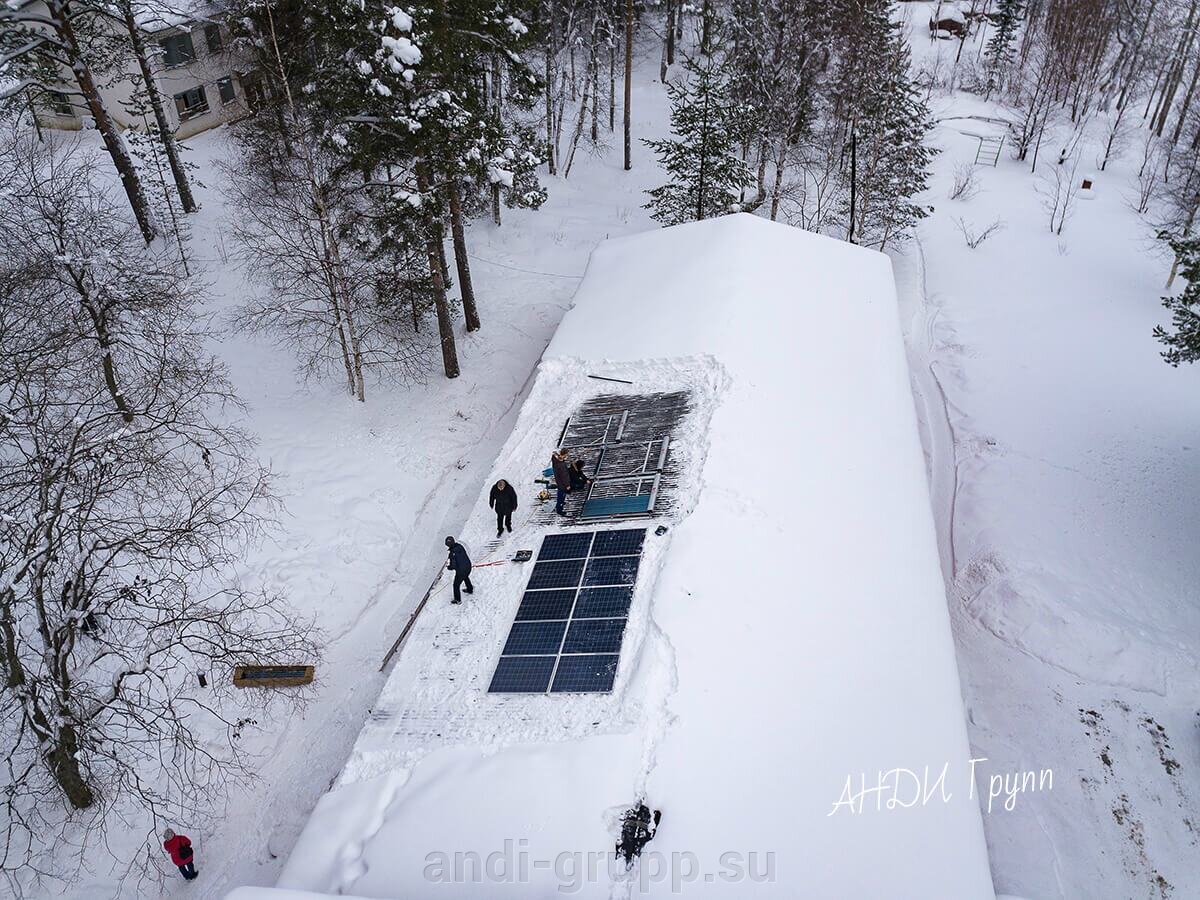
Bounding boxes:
848 128 857 243
46 722 95 809
624 0 633 170
447 178 480 331
660 19 669 83
435 218 451 286
47 0 156 243
121 4 197 213
701 0 713 54
1170 54 1200 145
491 55 503 225
419 168 460 378
546 0 558 174
666 0 676 66
769 149 786 221
609 35 616 132
590 30 600 141
327 239 366 401
75 291 135 422
1154 1 1197 136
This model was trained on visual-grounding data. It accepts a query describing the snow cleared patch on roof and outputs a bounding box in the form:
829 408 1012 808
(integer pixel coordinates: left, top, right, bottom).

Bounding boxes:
236 214 994 899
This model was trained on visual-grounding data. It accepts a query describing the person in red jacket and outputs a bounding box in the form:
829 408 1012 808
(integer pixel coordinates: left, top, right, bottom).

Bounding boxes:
162 828 198 881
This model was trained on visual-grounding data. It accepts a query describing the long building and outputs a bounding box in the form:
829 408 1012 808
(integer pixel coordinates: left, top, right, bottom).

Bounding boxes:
227 214 996 899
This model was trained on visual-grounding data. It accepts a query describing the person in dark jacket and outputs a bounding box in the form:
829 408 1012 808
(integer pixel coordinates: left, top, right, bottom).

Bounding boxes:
489 479 518 537
445 536 473 604
568 458 590 492
162 828 197 881
551 449 571 515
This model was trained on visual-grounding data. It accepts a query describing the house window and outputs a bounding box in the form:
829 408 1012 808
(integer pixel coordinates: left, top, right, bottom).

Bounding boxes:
204 24 223 55
242 73 266 110
45 89 73 116
173 86 209 120
217 77 236 105
161 32 196 67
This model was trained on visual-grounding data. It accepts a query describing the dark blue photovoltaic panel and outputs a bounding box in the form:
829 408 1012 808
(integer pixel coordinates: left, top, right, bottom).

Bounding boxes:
490 530 647 694
514 590 577 621
537 532 594 561
590 529 646 557
489 656 555 693
563 619 626 654
527 558 586 590
582 555 640 586
503 621 568 655
551 654 619 693
574 586 633 619
501 619 566 657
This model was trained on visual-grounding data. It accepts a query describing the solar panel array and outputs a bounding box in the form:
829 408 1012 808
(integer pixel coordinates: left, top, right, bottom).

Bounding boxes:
488 528 646 694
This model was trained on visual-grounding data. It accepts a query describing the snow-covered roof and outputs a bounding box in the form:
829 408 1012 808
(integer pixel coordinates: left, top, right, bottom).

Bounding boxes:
132 0 220 33
931 4 968 24
226 214 994 899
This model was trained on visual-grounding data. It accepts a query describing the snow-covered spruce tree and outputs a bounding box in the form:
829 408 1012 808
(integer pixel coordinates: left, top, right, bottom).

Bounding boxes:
1156 232 1200 364
829 0 933 248
0 125 317 888
643 52 755 225
983 0 1023 99
348 0 546 333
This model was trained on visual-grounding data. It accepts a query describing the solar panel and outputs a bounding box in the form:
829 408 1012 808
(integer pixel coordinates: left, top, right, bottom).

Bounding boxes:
574 586 633 618
489 656 555 693
582 555 640 586
590 528 646 557
503 621 568 655
514 589 577 621
527 558 586 590
537 532 594 561
551 654 619 692
563 619 626 654
489 529 646 694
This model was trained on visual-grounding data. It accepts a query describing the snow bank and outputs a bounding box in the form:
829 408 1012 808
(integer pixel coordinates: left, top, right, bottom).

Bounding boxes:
232 214 993 899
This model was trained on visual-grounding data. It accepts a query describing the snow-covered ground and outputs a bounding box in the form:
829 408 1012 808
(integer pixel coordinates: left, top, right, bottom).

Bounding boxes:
898 6 1200 897
54 11 1200 900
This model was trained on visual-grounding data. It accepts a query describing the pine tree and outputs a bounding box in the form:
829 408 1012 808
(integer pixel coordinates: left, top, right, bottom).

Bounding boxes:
643 53 755 225
825 0 933 249
1155 233 1200 365
983 0 1023 99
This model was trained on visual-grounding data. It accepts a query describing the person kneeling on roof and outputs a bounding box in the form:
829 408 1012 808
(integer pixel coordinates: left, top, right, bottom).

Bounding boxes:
568 458 590 492
489 478 518 537
445 536 473 604
551 449 571 515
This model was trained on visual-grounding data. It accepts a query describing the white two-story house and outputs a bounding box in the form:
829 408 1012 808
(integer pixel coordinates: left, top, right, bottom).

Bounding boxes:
35 3 261 140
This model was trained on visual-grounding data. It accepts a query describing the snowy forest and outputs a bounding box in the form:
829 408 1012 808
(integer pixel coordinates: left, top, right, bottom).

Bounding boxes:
2 0 1200 895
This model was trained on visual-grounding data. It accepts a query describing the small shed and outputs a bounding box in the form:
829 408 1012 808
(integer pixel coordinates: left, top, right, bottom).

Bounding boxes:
930 4 968 37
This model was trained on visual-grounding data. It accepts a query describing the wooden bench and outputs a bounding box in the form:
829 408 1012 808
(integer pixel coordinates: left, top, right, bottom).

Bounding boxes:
232 665 315 688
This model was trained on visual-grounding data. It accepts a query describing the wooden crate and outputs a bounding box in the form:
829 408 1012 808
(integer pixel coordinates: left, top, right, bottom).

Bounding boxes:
232 664 315 689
